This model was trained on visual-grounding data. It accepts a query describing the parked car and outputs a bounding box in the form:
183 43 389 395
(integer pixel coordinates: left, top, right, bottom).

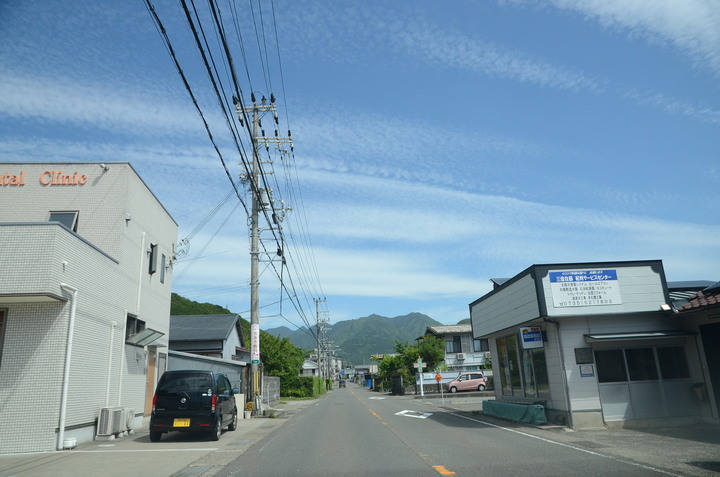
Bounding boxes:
150 370 239 442
446 372 486 393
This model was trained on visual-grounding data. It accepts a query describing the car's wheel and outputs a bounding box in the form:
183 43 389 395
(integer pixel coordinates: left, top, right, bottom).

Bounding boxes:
228 411 237 431
149 431 162 442
450 386 458 393
477 384 486 391
210 415 222 441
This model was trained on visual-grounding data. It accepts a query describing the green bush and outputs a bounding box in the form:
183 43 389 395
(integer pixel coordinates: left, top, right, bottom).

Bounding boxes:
281 376 326 398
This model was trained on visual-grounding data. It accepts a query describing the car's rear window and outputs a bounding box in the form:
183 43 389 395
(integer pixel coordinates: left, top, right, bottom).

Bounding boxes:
157 372 213 395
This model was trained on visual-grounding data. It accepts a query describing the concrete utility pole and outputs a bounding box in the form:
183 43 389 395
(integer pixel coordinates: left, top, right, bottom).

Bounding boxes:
236 93 292 410
315 297 327 379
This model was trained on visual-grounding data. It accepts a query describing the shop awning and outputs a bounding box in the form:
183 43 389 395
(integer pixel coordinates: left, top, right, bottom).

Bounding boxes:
584 330 696 343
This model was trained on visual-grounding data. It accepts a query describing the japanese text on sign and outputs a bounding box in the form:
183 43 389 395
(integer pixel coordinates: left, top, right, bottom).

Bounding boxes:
549 269 622 307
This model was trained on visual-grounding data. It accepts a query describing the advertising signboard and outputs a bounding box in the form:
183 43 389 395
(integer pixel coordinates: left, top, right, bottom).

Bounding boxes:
519 326 544 349
549 269 622 307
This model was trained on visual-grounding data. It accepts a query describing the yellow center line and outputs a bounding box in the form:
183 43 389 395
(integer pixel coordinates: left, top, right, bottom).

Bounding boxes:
432 465 457 475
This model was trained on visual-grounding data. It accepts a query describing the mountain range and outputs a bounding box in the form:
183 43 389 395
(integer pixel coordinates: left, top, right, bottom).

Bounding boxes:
264 312 443 365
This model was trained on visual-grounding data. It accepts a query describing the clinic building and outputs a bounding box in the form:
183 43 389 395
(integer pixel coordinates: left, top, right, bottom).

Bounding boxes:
0 162 177 453
470 260 717 429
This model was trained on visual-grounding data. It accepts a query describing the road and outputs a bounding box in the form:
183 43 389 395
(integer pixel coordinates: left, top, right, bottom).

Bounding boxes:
215 383 675 477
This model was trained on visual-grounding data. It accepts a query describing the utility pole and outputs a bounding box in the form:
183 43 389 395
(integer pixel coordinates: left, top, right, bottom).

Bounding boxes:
236 93 292 411
315 297 327 380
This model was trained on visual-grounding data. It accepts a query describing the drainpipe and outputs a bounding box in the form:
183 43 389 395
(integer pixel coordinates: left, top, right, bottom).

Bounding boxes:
57 283 78 451
544 318 574 429
105 321 117 407
118 311 128 406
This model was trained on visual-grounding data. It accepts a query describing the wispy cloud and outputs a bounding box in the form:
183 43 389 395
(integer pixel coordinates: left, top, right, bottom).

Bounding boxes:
0 73 203 138
392 19 602 93
545 0 720 76
621 88 720 124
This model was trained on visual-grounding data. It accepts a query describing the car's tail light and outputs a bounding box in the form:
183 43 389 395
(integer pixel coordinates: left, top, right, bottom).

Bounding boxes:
211 394 217 412
152 394 157 413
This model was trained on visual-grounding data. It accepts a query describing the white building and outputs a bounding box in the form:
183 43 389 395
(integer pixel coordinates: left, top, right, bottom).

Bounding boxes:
0 162 177 453
471 260 714 429
423 324 489 373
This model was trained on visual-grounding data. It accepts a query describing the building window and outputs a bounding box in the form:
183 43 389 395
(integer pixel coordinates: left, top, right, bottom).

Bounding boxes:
446 336 462 353
126 315 146 342
49 211 78 232
626 348 658 381
657 346 690 379
595 349 628 383
160 254 166 283
595 346 690 384
148 243 158 274
473 339 489 352
0 310 6 366
496 333 545 397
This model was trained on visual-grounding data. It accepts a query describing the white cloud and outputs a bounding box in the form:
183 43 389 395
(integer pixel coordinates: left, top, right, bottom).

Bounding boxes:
0 72 210 138
547 0 720 76
391 18 602 92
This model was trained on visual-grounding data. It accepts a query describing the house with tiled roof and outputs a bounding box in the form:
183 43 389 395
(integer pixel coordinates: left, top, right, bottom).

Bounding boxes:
676 281 720 417
424 324 489 373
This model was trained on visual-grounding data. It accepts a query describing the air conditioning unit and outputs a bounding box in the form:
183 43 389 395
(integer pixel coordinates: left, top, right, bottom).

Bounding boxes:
456 353 466 360
97 407 124 437
122 408 136 435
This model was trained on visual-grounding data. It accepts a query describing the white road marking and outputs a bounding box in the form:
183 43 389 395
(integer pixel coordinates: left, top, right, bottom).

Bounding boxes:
395 410 432 419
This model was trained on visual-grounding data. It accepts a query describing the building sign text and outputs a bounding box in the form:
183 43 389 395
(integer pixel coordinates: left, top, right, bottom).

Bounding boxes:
549 269 622 307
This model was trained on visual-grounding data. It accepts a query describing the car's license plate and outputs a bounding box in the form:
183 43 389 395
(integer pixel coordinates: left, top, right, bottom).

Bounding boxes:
173 418 190 427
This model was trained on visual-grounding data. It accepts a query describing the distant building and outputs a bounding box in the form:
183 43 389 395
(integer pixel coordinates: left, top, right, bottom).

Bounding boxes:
423 324 489 373
0 162 177 453
301 359 319 377
169 314 249 361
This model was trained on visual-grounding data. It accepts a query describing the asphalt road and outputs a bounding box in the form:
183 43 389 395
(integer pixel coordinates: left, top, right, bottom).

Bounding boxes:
215 384 676 477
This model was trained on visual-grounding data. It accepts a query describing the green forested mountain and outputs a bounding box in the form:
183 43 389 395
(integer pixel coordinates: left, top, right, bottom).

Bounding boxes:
170 294 446 367
170 293 232 316
265 312 442 366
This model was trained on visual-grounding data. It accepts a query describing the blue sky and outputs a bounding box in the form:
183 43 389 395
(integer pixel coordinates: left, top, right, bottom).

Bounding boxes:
1 0 719 331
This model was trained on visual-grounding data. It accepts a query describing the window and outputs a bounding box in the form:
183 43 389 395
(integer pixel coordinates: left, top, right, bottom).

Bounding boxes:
595 349 628 383
160 254 166 283
446 336 462 353
49 211 78 232
626 348 658 381
657 346 690 379
126 315 146 341
0 310 6 366
148 243 158 274
473 338 489 352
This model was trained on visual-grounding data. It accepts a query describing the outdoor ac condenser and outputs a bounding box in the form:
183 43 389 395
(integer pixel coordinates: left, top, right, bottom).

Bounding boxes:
97 407 124 436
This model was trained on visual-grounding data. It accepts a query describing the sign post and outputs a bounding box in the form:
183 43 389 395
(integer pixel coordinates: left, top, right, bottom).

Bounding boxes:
413 357 426 397
435 373 443 405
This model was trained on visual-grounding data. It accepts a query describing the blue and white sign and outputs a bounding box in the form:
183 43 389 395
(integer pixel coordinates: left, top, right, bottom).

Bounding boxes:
549 269 622 307
519 326 544 349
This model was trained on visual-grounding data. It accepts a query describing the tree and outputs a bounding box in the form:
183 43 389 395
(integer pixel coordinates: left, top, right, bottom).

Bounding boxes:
260 333 304 378
376 336 445 388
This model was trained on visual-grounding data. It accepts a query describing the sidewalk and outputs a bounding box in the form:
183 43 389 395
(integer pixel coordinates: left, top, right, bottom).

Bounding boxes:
419 396 720 477
0 399 314 477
